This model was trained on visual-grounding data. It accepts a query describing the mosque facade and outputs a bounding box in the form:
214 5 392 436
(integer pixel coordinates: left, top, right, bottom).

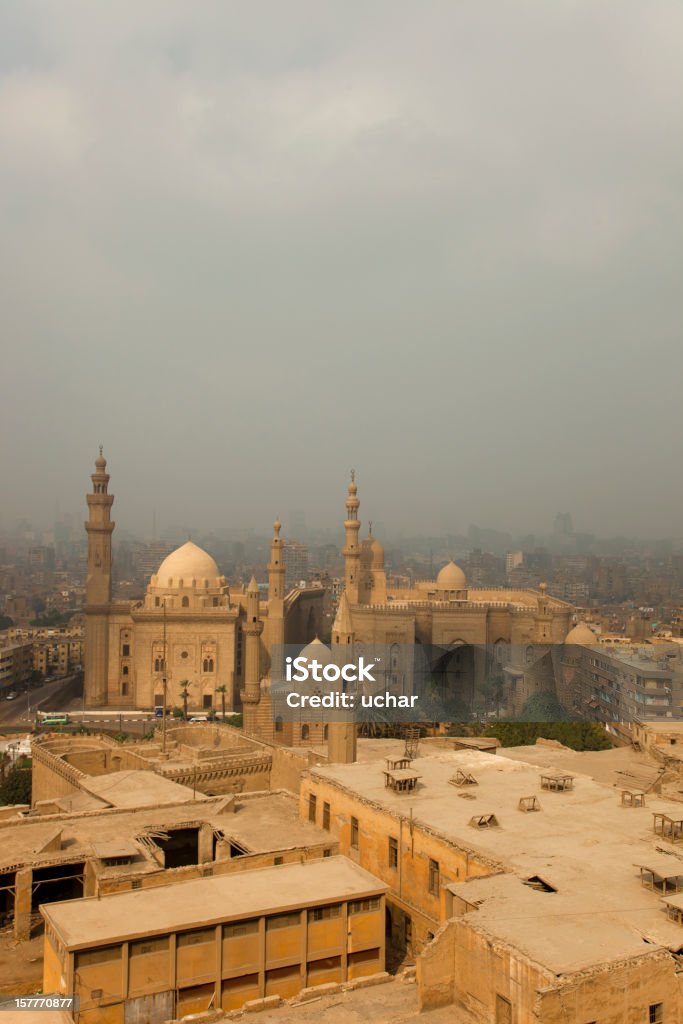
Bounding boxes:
83 452 324 712
84 455 575 744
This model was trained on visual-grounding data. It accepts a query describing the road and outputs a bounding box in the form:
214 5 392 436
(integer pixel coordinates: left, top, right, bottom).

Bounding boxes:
0 676 79 728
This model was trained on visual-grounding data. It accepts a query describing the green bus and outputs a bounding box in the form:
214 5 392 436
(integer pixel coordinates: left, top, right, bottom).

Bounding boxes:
39 712 70 726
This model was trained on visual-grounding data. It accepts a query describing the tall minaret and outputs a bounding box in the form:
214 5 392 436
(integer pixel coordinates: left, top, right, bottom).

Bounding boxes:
342 472 361 604
267 519 286 681
84 448 115 706
328 592 357 763
241 576 264 733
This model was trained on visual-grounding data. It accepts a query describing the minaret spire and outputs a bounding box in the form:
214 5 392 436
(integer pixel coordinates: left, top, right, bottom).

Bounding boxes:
342 472 361 604
84 449 115 706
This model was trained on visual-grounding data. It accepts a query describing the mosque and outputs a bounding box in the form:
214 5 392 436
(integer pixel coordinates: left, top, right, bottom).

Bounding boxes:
83 451 324 715
84 454 575 753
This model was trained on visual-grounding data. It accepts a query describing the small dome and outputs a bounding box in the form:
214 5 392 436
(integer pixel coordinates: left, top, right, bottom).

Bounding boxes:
565 622 597 646
298 637 334 666
155 541 220 587
436 560 466 590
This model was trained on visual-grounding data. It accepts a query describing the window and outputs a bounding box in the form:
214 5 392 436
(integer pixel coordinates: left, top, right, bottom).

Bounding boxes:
275 716 283 733
266 912 300 930
177 928 214 947
202 657 214 673
122 665 129 676
301 724 309 740
121 683 129 696
274 856 283 865
182 596 189 607
388 837 398 869
350 816 359 849
308 794 317 823
203 694 212 709
650 1004 664 1024
323 848 332 857
122 644 130 656
75 945 122 968
349 897 380 915
154 657 164 673
428 859 440 896
223 920 258 939
309 904 341 922
130 936 169 956
322 802 331 830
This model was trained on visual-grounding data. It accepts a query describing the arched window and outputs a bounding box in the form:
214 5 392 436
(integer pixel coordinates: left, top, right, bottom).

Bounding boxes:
154 657 164 673
275 716 283 733
301 724 310 740
122 665 129 676
203 657 214 673
182 596 189 608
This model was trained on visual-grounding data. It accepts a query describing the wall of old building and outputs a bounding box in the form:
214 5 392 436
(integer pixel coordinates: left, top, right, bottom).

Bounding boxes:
537 953 682 1024
271 746 327 793
299 774 498 958
417 919 683 1024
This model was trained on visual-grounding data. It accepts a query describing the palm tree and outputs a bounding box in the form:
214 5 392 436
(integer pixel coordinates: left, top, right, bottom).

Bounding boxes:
179 680 191 720
216 684 228 722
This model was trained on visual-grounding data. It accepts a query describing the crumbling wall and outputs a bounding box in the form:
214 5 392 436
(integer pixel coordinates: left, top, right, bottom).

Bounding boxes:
416 920 456 1010
270 746 326 794
537 950 682 1024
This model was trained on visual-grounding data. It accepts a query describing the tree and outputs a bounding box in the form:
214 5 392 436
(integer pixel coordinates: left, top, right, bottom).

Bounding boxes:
520 692 568 722
216 684 228 722
179 680 190 720
0 764 32 806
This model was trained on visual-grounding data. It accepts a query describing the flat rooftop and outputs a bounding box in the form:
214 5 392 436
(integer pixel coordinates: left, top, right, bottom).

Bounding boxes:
0 791 332 874
78 770 207 808
42 856 387 949
309 751 683 967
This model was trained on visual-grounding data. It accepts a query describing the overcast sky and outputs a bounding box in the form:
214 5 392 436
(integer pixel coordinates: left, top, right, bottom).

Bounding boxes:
1 1 681 539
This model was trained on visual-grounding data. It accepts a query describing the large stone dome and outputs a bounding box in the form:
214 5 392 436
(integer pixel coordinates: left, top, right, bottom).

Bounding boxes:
436 560 466 590
155 541 221 587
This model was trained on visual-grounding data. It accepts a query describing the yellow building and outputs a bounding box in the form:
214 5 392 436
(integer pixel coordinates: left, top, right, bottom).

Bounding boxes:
83 451 323 714
41 857 387 1022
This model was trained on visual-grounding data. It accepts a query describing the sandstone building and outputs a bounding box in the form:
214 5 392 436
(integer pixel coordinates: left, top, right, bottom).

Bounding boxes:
42 857 386 1021
83 451 323 713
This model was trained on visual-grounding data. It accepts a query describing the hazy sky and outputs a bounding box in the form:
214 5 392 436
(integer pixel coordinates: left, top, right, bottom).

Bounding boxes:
1 1 681 539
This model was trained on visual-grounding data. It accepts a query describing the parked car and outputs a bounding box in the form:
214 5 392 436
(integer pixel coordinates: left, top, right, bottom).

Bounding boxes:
5 691 17 700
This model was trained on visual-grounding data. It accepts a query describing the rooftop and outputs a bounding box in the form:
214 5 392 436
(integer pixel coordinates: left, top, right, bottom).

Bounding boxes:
78 770 206 808
42 856 387 950
0 791 330 874
309 750 683 967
